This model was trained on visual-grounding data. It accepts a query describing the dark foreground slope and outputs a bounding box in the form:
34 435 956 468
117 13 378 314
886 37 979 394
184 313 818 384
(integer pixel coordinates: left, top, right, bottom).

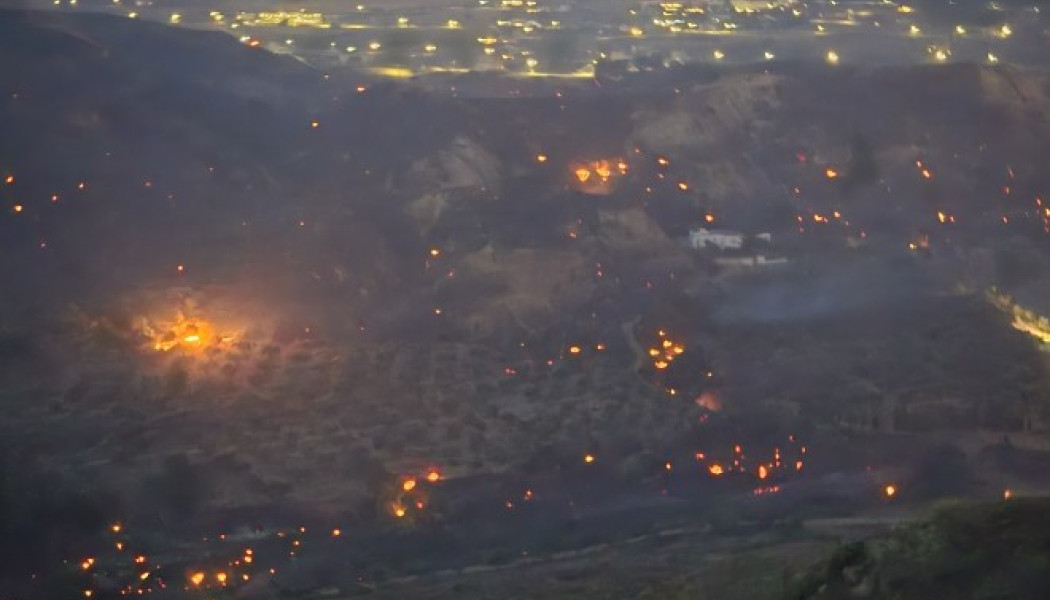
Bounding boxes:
787 498 1050 600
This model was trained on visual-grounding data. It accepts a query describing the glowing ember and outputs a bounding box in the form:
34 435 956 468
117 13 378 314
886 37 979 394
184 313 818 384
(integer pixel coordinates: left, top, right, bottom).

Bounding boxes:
393 504 407 518
426 469 441 482
708 463 724 476
568 345 582 354
402 478 417 492
1003 489 1013 500
825 168 839 179
574 167 591 183
536 154 548 163
695 391 722 412
189 572 205 586
883 484 897 498
758 464 769 480
584 453 595 464
216 572 228 585
332 528 342 537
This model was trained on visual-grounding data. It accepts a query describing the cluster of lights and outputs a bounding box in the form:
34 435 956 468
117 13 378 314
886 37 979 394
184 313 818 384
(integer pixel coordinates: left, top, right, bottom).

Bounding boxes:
391 469 442 519
695 437 807 493
647 329 684 371
571 158 629 185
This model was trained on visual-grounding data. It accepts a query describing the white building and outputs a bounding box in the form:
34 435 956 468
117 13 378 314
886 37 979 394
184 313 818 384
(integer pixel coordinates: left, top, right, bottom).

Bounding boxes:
689 228 745 250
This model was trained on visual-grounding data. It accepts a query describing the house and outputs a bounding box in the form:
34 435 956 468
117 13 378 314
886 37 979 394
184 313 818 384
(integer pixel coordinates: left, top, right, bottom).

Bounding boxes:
689 228 745 250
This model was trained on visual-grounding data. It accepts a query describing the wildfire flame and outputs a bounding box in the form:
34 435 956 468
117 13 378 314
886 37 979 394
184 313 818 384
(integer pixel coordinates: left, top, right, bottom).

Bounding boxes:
568 158 628 194
140 313 236 353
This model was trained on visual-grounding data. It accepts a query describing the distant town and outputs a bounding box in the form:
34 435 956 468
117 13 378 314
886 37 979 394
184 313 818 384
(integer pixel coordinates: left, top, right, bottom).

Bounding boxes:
35 0 1047 85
